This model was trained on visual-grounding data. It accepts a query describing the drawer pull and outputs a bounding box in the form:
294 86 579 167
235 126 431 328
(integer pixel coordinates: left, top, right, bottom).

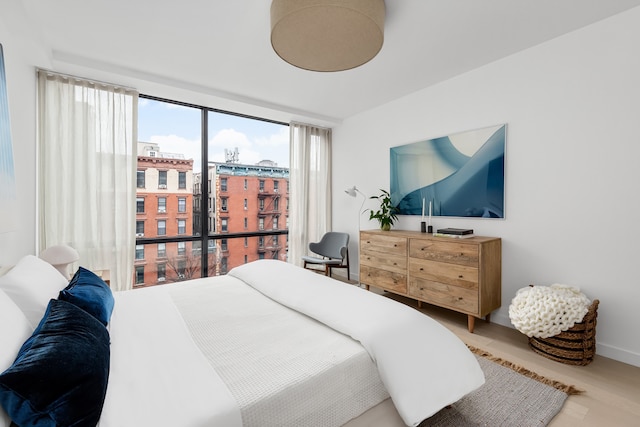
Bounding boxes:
458 275 463 279
419 267 424 271
393 262 397 266
419 287 424 291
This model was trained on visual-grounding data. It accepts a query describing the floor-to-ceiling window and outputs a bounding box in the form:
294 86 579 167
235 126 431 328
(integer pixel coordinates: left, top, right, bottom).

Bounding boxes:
134 96 289 287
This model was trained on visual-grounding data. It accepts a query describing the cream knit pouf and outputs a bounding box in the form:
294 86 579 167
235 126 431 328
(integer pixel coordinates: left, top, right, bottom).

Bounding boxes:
509 284 591 339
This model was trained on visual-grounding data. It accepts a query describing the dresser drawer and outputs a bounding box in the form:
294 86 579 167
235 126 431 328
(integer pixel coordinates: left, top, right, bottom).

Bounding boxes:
359 230 500 333
361 248 406 274
361 232 407 256
360 265 407 294
409 258 478 290
408 278 478 314
409 239 478 267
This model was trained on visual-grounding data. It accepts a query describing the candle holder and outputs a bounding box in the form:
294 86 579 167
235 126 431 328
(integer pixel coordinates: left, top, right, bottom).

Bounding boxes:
421 221 427 233
427 225 433 233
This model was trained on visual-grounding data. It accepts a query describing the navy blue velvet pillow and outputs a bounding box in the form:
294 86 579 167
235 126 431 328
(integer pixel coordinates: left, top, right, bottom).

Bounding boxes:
0 299 110 427
59 267 114 326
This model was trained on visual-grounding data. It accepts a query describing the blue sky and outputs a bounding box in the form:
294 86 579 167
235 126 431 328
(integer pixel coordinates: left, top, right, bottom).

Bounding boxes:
138 98 289 170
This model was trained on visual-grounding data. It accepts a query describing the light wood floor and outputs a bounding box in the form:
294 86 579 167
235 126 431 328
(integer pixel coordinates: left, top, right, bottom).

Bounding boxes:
324 271 640 425
374 290 640 427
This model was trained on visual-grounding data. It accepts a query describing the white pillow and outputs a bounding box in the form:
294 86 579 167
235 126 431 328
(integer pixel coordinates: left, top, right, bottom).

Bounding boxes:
0 255 68 327
0 289 33 427
0 289 32 370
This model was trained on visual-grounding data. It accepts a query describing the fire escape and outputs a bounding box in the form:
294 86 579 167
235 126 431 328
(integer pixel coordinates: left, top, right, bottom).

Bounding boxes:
257 182 282 259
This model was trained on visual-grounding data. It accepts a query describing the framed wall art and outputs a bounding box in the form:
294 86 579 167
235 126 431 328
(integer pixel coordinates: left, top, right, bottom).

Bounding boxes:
0 43 18 233
390 124 506 219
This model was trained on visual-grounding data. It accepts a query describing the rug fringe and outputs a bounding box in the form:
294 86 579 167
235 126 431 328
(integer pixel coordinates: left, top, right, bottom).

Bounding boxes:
467 345 583 395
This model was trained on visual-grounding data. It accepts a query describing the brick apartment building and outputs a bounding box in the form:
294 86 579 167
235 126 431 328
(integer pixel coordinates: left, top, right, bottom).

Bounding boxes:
134 142 194 286
210 157 289 274
136 144 289 286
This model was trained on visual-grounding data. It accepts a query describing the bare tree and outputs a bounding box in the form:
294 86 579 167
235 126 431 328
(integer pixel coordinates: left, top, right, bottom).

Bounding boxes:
166 250 217 282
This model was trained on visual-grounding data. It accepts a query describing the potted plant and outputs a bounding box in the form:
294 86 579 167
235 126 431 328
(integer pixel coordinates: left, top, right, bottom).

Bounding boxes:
368 189 399 231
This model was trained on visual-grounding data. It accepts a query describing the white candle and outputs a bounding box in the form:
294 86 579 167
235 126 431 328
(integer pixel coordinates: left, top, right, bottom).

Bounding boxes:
422 198 425 220
428 201 432 225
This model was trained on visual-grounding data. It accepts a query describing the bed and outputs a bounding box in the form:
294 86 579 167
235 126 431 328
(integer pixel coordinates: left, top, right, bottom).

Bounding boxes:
0 256 484 427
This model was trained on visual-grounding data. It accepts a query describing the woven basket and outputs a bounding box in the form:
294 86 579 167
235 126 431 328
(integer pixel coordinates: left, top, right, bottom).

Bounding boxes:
528 299 599 365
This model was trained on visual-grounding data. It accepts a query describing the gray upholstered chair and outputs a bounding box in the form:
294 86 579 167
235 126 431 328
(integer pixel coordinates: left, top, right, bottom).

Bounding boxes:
302 232 350 280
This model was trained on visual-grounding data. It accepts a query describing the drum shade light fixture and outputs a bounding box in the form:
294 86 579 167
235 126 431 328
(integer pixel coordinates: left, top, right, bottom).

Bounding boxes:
270 0 385 72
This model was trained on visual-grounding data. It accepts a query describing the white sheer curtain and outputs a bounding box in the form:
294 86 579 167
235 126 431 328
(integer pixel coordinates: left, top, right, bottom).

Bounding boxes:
288 122 332 266
37 70 138 291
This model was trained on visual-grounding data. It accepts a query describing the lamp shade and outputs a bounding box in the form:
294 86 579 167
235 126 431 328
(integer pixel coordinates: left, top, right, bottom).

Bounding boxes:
271 0 386 72
39 245 79 279
345 185 365 198
345 186 357 197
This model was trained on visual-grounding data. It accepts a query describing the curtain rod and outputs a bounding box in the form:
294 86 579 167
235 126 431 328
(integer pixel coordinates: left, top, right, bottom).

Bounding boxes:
36 68 138 93
290 121 332 131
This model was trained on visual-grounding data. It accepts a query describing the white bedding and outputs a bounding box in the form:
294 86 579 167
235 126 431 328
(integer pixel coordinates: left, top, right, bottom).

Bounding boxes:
229 260 485 427
99 284 242 427
168 276 388 427
99 260 484 427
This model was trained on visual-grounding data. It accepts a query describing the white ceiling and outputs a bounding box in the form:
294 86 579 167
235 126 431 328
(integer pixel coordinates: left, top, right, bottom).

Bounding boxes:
17 0 640 124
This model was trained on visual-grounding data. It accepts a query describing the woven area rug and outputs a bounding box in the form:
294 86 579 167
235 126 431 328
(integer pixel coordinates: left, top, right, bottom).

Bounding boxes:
419 346 581 427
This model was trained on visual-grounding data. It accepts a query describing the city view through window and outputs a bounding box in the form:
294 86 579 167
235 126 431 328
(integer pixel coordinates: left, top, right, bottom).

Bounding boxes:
134 96 289 287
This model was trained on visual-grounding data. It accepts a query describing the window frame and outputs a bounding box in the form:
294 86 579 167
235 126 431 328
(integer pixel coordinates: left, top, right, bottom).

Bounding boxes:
135 94 289 281
158 197 167 213
158 170 168 187
157 242 166 258
157 220 167 236
137 170 146 188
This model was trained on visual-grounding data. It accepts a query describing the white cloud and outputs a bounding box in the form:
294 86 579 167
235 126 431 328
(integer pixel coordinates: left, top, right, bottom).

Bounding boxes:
149 134 201 169
255 126 289 148
209 128 251 149
148 126 289 171
209 128 289 167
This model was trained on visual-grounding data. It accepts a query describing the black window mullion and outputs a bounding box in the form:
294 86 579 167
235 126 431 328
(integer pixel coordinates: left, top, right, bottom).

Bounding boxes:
200 108 209 277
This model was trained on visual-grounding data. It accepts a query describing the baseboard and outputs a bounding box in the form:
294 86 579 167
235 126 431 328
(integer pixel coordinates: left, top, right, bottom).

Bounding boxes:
491 312 640 368
594 343 640 368
349 275 640 369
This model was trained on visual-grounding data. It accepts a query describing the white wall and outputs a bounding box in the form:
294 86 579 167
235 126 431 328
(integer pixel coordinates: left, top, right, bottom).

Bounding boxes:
3 1 639 366
0 2 50 266
0 0 325 268
333 7 640 367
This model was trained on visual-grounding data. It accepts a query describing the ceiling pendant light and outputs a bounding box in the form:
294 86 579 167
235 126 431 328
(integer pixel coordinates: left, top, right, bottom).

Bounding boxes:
270 0 385 72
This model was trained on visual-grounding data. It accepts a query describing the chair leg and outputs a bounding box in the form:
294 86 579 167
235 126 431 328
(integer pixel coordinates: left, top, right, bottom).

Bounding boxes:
325 265 330 276
346 250 350 281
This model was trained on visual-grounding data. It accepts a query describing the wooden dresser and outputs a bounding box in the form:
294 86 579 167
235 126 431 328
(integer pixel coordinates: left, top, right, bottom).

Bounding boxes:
359 230 501 333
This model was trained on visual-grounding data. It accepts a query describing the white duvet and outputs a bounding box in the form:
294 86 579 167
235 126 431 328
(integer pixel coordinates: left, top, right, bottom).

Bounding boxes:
100 260 484 427
229 260 485 427
99 285 242 427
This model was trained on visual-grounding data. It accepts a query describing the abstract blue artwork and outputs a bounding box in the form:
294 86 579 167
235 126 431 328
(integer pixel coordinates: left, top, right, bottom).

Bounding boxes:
390 124 506 218
0 43 18 232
